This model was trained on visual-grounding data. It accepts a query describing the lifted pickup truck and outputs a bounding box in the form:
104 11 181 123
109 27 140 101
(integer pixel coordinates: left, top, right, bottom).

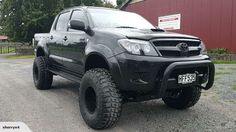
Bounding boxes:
33 6 215 129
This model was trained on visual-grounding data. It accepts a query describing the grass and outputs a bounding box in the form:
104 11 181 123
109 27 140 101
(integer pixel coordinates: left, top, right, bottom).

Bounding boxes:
229 67 236 70
215 71 231 75
233 86 236 91
5 55 34 59
0 47 16 54
214 76 221 80
213 60 236 64
218 67 225 70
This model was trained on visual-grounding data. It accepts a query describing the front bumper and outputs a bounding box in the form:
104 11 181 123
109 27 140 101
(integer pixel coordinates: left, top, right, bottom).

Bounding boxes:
158 60 215 97
109 53 215 96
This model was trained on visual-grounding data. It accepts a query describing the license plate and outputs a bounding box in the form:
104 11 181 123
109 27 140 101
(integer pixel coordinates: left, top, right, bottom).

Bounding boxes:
178 73 196 84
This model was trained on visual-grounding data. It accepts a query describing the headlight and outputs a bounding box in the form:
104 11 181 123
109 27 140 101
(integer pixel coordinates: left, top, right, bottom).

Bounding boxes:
118 39 158 56
200 41 207 55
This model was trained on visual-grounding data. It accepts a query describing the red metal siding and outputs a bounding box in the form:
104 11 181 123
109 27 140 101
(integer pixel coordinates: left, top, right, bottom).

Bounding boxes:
126 0 236 52
232 0 236 52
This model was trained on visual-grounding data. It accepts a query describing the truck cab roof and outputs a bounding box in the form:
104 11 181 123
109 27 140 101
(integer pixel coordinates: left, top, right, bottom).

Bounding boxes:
61 6 121 13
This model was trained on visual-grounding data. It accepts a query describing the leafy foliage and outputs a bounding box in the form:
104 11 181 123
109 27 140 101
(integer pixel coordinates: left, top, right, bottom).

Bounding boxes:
208 48 230 54
0 0 114 42
116 0 127 7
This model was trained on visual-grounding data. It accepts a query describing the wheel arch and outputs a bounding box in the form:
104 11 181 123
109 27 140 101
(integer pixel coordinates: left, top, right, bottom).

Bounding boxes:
84 51 124 90
36 46 45 57
84 52 111 72
35 38 49 57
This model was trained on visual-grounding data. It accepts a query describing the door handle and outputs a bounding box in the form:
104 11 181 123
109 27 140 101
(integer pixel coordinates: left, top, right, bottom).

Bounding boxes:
63 36 68 41
80 38 87 43
50 35 53 40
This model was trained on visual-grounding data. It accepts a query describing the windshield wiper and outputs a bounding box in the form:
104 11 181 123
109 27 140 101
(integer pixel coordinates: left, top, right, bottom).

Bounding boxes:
115 26 137 29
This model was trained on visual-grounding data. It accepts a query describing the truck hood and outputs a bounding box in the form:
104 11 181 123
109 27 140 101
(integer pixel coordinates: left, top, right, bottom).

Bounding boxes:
95 28 200 40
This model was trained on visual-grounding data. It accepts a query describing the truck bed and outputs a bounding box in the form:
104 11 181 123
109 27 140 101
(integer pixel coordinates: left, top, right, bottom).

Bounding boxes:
34 33 50 41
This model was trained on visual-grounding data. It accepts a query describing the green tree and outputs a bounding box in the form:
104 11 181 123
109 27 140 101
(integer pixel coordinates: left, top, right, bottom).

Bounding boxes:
103 0 115 8
0 0 114 42
116 0 126 7
62 0 114 8
0 0 63 42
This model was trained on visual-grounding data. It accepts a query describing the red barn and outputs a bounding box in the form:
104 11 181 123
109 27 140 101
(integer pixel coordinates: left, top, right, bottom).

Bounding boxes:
121 0 236 52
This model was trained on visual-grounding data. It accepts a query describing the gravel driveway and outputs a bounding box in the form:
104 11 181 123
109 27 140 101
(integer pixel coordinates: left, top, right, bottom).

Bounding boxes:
0 55 236 132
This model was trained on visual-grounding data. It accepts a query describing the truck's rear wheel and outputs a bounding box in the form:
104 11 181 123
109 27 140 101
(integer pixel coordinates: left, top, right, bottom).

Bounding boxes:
79 68 122 129
162 86 201 109
33 56 53 90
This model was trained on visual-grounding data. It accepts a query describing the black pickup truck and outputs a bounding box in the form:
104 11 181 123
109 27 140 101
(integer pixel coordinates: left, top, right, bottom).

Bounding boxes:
33 6 215 129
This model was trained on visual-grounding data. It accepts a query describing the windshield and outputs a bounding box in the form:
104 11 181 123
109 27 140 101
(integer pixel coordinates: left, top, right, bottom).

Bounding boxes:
88 9 155 29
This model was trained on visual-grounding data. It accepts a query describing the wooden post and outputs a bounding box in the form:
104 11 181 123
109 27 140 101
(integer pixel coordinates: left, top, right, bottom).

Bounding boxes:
15 46 17 55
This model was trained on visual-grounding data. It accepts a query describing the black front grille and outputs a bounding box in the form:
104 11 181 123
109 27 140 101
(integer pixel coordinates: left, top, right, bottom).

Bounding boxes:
152 40 201 47
151 39 201 57
160 51 180 56
189 50 201 56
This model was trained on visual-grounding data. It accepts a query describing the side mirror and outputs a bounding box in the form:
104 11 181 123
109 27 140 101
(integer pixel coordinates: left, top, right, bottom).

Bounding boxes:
69 20 86 31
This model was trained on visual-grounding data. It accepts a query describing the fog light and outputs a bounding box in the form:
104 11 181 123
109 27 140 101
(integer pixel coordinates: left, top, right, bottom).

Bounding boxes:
201 74 208 83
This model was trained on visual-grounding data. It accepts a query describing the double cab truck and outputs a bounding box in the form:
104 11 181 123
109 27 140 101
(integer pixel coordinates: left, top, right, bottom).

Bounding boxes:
33 6 215 129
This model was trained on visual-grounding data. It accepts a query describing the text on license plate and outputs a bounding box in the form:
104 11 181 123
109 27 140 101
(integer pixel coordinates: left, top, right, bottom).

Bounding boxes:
178 73 196 84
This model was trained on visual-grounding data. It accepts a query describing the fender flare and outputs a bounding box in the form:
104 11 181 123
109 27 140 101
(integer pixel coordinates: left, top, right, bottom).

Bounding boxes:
84 45 124 89
35 39 49 57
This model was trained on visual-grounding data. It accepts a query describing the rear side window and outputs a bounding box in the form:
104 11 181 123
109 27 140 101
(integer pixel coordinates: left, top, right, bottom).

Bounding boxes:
56 12 70 31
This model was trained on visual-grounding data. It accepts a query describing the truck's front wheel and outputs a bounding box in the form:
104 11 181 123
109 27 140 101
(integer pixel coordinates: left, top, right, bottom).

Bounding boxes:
79 68 122 129
162 86 201 109
33 56 53 90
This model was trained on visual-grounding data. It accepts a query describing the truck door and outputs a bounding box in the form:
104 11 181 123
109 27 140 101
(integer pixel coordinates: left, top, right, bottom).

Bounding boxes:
62 10 88 76
48 11 71 70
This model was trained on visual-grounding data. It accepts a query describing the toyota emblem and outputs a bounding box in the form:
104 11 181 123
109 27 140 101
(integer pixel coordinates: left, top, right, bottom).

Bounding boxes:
177 42 189 52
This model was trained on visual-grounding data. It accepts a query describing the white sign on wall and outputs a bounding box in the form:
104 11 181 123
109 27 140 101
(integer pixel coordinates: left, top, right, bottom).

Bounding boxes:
158 14 181 30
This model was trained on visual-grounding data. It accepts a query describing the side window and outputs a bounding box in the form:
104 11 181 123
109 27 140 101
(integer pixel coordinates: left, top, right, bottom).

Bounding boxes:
71 10 87 23
56 12 70 31
69 10 88 32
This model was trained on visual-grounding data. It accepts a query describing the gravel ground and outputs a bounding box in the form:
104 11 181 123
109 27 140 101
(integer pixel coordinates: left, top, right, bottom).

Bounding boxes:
0 55 236 132
211 65 236 102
